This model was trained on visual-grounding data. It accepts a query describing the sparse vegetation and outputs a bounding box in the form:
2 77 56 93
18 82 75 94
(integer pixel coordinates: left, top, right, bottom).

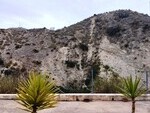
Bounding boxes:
15 43 22 49
65 60 79 69
79 43 88 51
85 60 101 86
49 43 57 50
142 24 150 33
60 79 90 93
0 10 149 98
0 57 4 65
114 10 129 19
94 75 122 93
32 49 39 53
106 25 121 37
0 76 20 93
32 60 42 65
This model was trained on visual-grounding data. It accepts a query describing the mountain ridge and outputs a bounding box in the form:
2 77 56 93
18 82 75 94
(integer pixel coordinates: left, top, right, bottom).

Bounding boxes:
0 9 150 87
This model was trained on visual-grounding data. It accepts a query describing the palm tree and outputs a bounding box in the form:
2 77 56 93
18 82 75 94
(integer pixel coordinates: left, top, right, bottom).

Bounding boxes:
17 71 58 113
117 76 146 113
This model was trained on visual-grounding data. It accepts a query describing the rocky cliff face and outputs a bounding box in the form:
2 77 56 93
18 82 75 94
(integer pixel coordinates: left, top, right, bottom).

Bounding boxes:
0 10 150 87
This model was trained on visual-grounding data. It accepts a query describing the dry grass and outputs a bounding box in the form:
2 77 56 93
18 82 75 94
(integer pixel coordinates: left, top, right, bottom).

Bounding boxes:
0 76 21 93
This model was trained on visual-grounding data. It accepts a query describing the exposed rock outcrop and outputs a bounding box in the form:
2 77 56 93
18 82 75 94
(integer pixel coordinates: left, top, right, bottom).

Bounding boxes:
0 10 150 87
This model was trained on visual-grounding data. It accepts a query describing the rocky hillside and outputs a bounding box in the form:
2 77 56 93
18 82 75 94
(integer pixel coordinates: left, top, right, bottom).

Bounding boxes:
0 10 150 87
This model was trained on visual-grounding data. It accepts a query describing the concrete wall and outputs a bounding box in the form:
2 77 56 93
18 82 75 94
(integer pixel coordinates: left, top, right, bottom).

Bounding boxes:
0 94 150 101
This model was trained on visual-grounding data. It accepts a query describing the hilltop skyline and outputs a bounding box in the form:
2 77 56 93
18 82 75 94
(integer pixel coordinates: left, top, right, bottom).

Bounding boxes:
0 0 149 29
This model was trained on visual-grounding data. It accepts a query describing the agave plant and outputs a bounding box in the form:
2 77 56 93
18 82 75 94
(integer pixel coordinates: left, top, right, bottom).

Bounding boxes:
17 71 58 113
117 76 146 113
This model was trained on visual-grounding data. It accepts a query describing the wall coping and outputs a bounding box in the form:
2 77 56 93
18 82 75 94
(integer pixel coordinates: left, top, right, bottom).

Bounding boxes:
0 94 150 101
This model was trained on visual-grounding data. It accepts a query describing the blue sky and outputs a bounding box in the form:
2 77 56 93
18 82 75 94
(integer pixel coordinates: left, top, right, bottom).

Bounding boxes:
0 0 149 29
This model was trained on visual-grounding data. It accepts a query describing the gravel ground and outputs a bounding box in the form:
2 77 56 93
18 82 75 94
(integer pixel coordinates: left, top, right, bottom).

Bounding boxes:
0 100 150 113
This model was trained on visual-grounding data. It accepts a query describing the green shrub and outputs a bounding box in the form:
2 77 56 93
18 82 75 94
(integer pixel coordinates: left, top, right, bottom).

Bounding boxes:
94 75 122 93
0 57 4 65
79 43 88 51
106 25 121 37
85 60 101 86
0 76 20 93
60 79 90 93
65 60 78 68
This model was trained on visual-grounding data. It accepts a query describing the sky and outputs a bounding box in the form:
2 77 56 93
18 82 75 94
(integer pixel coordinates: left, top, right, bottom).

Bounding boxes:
0 0 149 29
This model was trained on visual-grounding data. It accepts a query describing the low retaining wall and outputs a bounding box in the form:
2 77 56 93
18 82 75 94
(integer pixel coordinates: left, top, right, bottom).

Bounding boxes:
0 94 150 101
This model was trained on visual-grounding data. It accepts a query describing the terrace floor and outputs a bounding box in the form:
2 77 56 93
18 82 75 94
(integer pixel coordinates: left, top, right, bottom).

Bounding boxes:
0 100 150 113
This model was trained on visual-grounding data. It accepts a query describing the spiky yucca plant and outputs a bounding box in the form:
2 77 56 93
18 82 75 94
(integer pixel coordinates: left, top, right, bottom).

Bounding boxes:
117 76 146 113
17 71 58 113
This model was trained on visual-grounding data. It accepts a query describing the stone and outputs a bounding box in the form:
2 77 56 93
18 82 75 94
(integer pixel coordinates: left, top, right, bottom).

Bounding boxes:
0 10 150 87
